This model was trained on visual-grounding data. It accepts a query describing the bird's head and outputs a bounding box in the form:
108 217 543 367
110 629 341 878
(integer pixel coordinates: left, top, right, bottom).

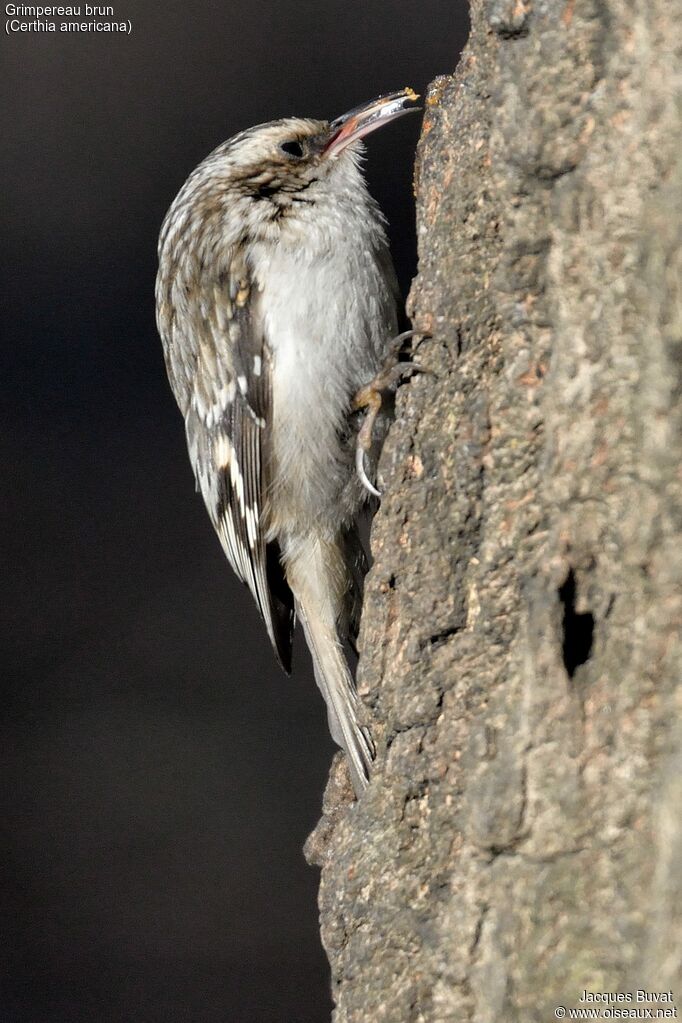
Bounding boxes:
161 89 420 251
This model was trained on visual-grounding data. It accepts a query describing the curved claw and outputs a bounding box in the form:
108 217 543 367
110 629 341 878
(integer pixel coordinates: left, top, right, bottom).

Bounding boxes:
356 444 381 498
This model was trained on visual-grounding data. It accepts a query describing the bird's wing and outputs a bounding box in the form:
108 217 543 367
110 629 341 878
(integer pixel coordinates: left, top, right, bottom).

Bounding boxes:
159 248 295 672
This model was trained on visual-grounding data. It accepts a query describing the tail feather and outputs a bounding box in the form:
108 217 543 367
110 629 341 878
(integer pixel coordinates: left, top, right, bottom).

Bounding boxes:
285 532 374 796
299 604 374 795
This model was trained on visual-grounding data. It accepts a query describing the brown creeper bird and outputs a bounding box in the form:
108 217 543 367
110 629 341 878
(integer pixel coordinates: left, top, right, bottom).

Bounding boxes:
156 89 419 795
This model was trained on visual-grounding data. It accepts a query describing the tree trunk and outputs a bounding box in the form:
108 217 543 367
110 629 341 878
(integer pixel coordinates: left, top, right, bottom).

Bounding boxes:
305 1 682 1020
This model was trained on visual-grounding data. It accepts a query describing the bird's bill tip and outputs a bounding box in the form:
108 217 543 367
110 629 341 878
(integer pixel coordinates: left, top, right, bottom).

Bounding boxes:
323 88 421 157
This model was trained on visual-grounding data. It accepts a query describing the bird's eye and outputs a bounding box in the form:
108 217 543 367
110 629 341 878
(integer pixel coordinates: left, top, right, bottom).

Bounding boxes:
280 140 304 158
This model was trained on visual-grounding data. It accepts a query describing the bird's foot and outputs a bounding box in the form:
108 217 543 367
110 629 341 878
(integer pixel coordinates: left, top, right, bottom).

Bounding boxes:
352 330 430 498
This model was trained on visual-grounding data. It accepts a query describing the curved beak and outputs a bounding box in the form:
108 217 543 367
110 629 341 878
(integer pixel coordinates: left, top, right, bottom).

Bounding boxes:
322 88 421 157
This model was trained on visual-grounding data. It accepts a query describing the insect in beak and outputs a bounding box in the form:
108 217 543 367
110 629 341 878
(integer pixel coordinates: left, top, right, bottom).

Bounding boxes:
322 88 421 157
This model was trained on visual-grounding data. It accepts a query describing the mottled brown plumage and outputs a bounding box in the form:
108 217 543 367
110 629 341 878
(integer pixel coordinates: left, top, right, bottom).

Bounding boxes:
156 91 419 794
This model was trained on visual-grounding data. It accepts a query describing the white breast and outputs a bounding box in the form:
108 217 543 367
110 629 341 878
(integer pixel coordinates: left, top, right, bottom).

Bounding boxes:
249 220 397 537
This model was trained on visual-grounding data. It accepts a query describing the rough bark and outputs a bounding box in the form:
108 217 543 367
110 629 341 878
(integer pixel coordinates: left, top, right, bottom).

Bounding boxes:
305 1 682 1020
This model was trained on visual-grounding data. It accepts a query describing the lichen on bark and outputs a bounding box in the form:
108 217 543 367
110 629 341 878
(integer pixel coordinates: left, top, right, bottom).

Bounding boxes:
305 1 682 1020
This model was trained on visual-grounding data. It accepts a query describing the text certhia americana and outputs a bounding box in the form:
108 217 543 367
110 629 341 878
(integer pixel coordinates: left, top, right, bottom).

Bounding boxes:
155 89 419 795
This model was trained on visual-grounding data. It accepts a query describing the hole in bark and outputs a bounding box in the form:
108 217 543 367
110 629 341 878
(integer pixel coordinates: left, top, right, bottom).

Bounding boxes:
427 625 461 649
558 569 594 677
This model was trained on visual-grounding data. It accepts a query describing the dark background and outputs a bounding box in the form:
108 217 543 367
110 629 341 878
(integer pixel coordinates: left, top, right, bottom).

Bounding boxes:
1 4 468 1021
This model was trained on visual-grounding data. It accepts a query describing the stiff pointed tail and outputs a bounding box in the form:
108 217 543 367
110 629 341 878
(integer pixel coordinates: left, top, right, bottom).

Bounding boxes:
299 603 375 795
287 533 374 796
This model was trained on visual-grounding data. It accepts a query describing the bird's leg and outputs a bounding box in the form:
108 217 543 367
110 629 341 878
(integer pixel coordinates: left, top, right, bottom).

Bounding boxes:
353 385 384 499
352 330 428 498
